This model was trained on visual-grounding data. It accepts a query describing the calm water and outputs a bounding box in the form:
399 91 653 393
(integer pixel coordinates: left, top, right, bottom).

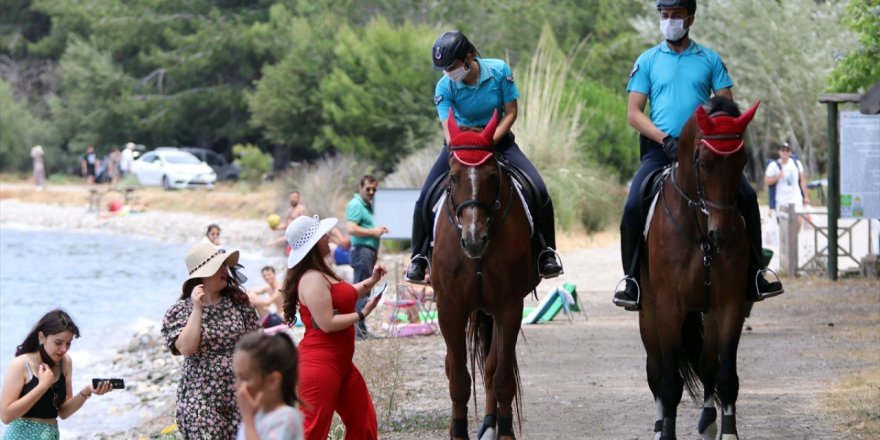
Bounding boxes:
0 226 272 438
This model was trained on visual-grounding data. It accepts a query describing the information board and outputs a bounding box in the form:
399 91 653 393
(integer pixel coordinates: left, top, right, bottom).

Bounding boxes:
839 111 880 219
373 188 420 240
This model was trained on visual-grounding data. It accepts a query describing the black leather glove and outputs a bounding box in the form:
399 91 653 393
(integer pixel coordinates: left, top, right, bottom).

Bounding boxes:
662 135 678 162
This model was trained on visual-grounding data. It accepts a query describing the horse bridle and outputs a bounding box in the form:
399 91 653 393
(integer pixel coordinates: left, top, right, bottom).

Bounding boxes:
664 112 745 288
444 146 515 235
669 112 742 216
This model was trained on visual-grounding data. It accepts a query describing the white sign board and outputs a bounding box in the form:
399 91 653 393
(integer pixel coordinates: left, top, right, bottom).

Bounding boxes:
373 188 420 241
839 111 880 219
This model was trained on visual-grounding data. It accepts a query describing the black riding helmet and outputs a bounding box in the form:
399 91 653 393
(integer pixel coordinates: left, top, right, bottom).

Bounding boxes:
432 31 472 71
656 0 696 14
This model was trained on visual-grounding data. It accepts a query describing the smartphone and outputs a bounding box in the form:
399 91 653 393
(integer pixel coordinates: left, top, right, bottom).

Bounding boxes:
92 378 125 389
369 281 388 301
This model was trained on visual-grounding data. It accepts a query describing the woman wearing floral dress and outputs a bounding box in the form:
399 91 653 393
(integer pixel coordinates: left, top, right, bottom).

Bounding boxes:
162 240 260 439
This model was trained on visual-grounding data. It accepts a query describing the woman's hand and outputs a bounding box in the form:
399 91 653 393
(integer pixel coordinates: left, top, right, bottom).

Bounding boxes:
90 381 113 396
369 265 387 286
363 294 383 317
191 284 206 309
35 364 54 390
235 382 262 422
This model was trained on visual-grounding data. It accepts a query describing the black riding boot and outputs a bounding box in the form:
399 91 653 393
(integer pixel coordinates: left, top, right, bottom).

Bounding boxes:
613 224 642 311
405 202 431 284
740 191 784 301
537 198 563 278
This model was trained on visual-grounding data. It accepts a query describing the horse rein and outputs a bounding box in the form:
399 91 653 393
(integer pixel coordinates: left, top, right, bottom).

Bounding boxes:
444 146 515 236
664 111 744 291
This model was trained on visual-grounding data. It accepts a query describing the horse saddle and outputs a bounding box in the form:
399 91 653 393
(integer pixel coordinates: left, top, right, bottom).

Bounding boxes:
640 166 672 238
421 162 537 243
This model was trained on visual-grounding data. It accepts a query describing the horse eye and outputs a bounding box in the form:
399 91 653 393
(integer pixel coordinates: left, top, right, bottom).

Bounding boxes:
450 175 458 184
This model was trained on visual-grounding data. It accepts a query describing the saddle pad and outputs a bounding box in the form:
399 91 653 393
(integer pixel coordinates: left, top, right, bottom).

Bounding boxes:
643 191 661 240
432 183 534 242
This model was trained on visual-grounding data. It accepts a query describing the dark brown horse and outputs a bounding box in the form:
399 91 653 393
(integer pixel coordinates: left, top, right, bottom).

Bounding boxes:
431 110 537 440
640 97 760 440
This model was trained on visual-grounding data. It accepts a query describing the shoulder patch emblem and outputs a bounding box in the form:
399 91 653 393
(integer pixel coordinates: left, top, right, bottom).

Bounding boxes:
506 74 514 83
434 95 443 106
629 64 639 78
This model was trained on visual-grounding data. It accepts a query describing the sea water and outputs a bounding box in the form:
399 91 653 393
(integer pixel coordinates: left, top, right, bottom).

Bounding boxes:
0 226 274 438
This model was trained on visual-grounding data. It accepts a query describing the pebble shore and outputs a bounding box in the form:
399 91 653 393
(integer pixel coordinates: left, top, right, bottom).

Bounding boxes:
0 199 267 438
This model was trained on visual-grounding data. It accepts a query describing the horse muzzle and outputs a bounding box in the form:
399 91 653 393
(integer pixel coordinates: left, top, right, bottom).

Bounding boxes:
460 233 489 258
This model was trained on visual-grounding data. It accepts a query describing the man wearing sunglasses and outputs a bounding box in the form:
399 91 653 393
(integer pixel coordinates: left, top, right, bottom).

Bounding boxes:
346 175 390 340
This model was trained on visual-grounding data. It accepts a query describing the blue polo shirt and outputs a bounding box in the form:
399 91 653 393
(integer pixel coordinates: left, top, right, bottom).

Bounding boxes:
346 194 379 250
434 58 519 127
626 41 733 137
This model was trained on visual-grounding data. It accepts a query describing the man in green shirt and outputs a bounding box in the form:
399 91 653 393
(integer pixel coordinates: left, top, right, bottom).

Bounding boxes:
346 175 389 339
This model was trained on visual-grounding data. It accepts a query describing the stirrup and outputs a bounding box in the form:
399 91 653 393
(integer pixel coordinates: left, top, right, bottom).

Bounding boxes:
405 254 431 285
612 276 641 311
537 248 564 279
755 267 784 300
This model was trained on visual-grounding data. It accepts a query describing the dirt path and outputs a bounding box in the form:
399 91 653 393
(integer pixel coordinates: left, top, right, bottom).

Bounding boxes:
370 243 879 439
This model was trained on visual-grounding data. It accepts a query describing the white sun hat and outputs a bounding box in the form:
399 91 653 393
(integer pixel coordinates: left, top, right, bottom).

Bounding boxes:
286 215 337 268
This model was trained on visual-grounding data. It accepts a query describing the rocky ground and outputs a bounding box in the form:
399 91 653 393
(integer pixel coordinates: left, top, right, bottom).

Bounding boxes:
2 184 877 439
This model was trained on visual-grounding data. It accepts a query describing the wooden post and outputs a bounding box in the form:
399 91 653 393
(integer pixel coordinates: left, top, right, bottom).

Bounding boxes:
826 102 839 280
785 204 799 276
818 93 860 281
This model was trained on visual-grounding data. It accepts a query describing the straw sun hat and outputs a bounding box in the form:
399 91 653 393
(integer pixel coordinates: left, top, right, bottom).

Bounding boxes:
286 215 337 268
184 240 240 286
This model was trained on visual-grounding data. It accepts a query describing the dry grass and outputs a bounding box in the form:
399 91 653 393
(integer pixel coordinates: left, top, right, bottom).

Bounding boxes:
0 176 280 220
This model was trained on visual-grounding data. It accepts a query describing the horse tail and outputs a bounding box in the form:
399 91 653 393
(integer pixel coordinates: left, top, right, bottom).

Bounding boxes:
679 311 704 403
467 310 524 432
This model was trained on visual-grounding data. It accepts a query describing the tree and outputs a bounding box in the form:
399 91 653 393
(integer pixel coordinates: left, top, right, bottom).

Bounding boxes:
828 0 880 92
317 18 438 168
49 36 139 154
0 78 58 171
630 0 853 180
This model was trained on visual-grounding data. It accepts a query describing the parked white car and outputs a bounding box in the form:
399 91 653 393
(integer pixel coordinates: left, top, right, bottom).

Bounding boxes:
131 148 217 190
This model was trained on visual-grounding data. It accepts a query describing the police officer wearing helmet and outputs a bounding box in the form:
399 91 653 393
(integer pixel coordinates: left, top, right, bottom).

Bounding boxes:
405 30 563 283
613 0 784 310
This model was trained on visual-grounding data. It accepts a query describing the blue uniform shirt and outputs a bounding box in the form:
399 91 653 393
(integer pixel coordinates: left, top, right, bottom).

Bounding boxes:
626 41 733 137
434 58 518 127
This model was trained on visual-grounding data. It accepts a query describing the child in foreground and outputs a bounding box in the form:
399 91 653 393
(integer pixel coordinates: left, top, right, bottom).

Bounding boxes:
233 331 304 440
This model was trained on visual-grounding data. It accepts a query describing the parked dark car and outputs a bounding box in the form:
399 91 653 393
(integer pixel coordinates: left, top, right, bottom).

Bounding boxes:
177 147 240 181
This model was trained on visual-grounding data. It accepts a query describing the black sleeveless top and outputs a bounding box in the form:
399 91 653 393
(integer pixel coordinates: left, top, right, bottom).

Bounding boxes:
20 361 66 418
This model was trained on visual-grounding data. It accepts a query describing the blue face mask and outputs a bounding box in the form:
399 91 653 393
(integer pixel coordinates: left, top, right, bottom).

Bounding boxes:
660 18 688 41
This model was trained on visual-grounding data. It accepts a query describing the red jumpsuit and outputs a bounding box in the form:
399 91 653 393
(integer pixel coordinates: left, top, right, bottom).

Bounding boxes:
298 277 378 440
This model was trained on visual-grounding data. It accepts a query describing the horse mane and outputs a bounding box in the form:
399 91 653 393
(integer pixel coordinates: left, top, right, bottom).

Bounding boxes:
703 95 742 117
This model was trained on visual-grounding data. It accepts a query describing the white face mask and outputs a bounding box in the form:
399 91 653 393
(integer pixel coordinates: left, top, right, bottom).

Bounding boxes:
660 18 688 41
444 62 468 82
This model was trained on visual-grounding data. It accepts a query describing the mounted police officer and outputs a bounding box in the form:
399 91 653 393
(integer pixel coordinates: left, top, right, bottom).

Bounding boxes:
405 30 563 284
613 0 783 310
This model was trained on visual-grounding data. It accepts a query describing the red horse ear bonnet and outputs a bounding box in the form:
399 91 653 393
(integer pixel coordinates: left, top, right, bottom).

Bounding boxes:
447 109 500 166
695 101 760 156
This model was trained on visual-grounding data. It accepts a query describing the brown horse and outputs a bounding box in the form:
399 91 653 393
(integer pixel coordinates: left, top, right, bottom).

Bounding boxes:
640 97 760 440
431 110 537 440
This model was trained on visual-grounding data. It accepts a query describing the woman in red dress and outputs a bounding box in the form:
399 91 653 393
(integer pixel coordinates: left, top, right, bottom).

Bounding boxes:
281 215 386 440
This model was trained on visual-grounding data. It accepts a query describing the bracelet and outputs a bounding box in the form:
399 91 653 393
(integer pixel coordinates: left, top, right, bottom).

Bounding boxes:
356 310 365 321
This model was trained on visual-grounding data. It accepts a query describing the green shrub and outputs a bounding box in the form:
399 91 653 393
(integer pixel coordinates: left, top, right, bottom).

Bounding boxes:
232 143 273 182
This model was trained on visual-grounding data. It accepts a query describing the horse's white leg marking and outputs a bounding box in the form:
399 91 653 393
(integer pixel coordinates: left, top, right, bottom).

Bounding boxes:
654 398 663 440
479 427 496 440
700 398 718 440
